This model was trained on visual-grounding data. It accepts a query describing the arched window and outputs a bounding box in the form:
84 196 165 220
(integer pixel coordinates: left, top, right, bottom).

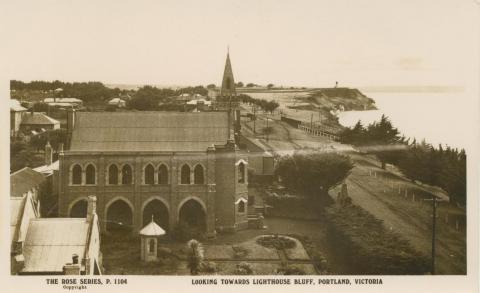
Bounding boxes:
158 164 168 185
238 201 245 213
108 164 118 185
72 164 82 185
194 165 204 184
85 164 96 185
144 164 154 185
149 239 155 253
180 164 190 184
238 162 246 183
122 164 133 185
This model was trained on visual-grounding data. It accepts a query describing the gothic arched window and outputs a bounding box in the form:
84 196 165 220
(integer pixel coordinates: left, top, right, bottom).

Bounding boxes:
149 239 155 253
194 164 204 185
144 164 154 185
181 164 190 184
238 201 245 213
122 164 133 185
108 164 118 185
238 162 246 183
85 164 96 185
158 164 168 185
72 164 82 185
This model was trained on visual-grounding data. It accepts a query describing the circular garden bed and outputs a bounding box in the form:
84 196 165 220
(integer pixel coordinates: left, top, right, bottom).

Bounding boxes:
256 235 297 250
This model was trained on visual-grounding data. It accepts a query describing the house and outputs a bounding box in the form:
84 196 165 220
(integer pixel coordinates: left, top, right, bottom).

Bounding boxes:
58 53 249 236
20 112 60 133
10 99 27 137
43 97 83 108
11 195 102 275
107 97 126 108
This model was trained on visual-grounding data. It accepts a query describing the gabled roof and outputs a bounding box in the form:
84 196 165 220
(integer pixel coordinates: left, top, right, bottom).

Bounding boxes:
10 167 46 197
69 112 230 152
21 112 60 126
22 218 89 273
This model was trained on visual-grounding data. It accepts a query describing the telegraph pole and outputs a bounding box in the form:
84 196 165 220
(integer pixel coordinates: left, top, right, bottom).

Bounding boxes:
424 195 439 274
253 105 256 134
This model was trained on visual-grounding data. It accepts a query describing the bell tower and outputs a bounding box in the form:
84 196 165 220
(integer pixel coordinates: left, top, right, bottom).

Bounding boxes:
220 50 236 97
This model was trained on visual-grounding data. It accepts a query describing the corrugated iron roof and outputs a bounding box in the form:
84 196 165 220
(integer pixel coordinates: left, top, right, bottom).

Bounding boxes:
21 112 60 125
69 112 229 152
22 218 89 273
10 167 46 197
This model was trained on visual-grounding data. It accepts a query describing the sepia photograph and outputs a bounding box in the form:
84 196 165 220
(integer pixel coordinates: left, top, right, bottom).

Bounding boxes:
2 0 479 292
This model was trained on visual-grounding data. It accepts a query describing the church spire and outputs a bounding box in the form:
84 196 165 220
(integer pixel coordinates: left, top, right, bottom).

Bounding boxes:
220 51 236 97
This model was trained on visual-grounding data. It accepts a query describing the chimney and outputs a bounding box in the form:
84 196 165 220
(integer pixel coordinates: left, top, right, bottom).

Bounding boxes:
86 195 97 222
62 254 81 275
72 254 79 264
45 141 52 165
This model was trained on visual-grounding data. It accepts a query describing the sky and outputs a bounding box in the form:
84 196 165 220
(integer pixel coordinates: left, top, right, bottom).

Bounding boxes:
1 0 479 88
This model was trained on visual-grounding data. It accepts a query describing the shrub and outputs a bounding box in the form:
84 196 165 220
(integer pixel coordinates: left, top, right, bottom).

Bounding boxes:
277 265 306 275
235 262 254 275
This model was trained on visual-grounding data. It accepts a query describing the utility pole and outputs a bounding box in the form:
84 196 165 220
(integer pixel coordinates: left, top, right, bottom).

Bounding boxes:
266 117 269 142
423 195 439 274
253 105 256 134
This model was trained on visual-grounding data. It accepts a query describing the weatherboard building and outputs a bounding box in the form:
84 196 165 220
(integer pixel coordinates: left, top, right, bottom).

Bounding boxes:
58 53 248 237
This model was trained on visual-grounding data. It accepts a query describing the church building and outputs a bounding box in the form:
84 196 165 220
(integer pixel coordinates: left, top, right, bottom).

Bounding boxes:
58 53 248 237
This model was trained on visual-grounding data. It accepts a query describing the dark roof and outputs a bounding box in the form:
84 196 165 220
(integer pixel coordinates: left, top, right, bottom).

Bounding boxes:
21 112 60 125
10 167 46 197
22 218 89 273
69 112 230 152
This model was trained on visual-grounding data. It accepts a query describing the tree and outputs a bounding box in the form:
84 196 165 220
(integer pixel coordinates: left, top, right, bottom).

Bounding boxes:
246 83 256 88
275 151 354 197
236 81 244 87
206 84 216 89
186 239 204 275
267 83 274 89
365 115 401 169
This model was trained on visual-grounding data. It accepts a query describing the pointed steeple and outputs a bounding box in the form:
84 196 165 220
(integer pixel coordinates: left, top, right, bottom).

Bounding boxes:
220 51 236 97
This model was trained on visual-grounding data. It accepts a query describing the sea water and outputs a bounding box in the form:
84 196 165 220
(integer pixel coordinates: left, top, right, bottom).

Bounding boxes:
337 91 475 150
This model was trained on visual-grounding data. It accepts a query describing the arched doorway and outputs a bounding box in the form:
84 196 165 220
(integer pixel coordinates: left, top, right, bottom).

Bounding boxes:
106 199 133 232
70 199 87 217
178 199 206 231
142 199 169 231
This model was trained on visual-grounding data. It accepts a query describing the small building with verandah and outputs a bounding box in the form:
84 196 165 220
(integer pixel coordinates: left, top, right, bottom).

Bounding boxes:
139 217 165 262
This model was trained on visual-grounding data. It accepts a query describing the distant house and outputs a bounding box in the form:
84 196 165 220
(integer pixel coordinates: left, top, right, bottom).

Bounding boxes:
108 97 126 108
20 112 60 133
10 99 27 137
43 97 83 108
